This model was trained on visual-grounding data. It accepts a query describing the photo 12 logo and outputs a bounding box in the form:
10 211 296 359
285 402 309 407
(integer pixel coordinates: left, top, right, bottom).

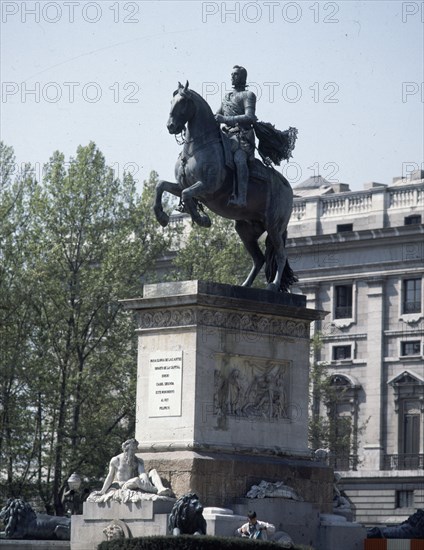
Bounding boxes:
282 161 340 185
1 1 140 23
202 81 340 104
1 81 141 104
8 160 140 185
201 1 340 24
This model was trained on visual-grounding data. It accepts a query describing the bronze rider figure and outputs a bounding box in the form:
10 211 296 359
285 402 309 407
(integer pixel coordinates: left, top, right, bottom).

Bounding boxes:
215 65 257 208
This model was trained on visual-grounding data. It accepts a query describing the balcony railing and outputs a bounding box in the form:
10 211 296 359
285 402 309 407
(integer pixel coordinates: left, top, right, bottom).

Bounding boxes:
335 306 352 319
328 454 358 471
383 454 424 470
403 301 422 314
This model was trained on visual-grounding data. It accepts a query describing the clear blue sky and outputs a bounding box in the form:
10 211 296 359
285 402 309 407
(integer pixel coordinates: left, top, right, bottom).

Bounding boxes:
1 0 423 190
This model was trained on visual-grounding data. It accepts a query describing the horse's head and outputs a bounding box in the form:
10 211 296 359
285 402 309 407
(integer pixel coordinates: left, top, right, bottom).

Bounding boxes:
167 81 195 134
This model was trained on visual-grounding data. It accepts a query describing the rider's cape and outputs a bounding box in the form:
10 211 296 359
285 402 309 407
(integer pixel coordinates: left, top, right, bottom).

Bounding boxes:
253 122 298 166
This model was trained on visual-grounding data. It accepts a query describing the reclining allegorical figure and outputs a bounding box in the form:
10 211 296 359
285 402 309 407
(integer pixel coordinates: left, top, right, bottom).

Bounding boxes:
88 438 173 503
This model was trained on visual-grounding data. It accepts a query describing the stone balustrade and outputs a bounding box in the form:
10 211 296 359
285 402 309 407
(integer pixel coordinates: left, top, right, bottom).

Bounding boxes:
290 182 423 236
389 186 423 208
292 200 306 220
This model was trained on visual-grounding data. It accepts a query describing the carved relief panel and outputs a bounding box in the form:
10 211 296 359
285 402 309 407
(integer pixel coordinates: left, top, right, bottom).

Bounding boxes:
213 354 291 422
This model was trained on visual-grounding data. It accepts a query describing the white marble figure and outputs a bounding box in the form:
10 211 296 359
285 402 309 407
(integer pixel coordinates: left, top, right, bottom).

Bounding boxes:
88 439 172 503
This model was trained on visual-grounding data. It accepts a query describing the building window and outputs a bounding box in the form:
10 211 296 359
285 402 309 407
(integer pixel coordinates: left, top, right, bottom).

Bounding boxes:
387 375 424 471
331 414 353 470
403 412 420 455
402 278 422 314
404 215 422 225
325 376 361 472
313 374 362 471
399 401 421 469
401 341 421 356
333 345 352 360
337 223 353 233
335 285 353 319
396 490 414 508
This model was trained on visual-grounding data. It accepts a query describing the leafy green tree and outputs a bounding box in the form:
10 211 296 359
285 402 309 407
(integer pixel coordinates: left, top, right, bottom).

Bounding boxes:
0 143 173 512
0 142 39 497
309 334 334 451
309 333 367 470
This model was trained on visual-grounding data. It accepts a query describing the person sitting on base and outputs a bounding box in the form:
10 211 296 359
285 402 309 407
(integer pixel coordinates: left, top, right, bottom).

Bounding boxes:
99 438 172 497
237 510 276 540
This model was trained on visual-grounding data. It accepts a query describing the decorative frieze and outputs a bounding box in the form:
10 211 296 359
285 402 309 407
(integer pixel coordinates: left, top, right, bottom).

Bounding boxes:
137 308 196 329
136 307 309 339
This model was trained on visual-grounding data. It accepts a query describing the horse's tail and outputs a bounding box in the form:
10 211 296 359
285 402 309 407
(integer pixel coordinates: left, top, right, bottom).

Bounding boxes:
265 231 298 292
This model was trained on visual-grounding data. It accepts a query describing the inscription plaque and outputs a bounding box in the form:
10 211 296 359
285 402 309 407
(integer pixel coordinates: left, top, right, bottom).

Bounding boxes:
148 351 183 417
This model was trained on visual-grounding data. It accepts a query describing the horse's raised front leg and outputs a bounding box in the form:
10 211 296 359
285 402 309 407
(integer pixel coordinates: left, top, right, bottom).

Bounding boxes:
183 198 211 228
154 180 182 227
235 220 265 287
181 181 211 228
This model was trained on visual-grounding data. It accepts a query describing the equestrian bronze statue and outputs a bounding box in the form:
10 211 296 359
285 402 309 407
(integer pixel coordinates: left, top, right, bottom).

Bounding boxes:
154 73 298 292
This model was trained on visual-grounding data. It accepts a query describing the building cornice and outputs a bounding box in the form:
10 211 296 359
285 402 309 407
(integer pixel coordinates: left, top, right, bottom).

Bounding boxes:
294 266 424 282
287 224 424 248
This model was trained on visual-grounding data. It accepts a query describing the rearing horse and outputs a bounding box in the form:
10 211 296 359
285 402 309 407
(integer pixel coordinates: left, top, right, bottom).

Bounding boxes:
154 81 297 292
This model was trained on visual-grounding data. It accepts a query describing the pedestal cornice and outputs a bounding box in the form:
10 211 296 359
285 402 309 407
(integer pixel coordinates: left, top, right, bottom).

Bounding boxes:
121 280 325 323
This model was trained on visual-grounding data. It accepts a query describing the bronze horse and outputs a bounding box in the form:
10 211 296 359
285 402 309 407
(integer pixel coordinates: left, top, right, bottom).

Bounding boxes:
154 81 296 292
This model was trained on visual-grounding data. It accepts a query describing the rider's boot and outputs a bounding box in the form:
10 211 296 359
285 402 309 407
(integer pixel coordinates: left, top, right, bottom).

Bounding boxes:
228 159 248 208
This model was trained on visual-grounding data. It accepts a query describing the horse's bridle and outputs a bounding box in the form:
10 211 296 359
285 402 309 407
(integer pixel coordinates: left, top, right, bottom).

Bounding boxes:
174 128 187 146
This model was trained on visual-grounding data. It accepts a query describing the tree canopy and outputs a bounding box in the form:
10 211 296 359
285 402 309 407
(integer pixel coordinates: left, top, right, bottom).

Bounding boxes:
169 212 253 286
0 142 173 512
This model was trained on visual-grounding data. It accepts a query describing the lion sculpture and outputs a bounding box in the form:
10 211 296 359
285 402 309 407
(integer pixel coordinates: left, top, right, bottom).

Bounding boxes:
168 492 207 536
0 498 71 540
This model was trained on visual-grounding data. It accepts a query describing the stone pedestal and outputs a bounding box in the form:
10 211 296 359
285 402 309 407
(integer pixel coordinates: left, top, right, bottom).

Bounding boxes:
202 507 245 538
70 500 174 550
319 514 367 550
140 449 333 512
233 498 320 547
123 281 332 510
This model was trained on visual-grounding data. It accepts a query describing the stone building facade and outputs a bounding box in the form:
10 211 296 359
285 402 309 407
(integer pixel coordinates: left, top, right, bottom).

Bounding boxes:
288 170 424 526
161 169 423 526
